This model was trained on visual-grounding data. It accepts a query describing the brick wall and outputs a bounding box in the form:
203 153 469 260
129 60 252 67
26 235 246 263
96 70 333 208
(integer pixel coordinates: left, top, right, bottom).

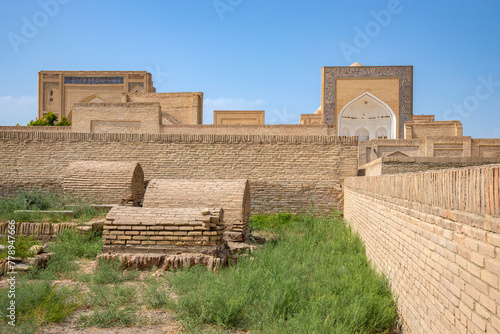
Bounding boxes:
0 131 359 213
359 137 500 165
72 102 161 133
161 124 335 136
344 165 500 334
360 157 500 176
127 92 203 125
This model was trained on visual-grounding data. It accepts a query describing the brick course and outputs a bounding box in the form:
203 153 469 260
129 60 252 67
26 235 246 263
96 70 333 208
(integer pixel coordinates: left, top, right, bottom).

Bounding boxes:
344 164 500 334
0 131 359 213
102 206 225 254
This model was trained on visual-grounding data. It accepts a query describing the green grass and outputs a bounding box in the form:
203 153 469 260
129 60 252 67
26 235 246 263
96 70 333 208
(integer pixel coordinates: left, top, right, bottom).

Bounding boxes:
143 275 172 310
0 235 39 260
79 258 139 285
168 212 397 333
0 280 79 329
78 284 138 328
27 229 103 280
0 189 106 223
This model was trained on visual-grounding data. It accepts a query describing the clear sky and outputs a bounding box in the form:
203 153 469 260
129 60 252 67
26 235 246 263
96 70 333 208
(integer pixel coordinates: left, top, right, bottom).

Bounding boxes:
0 0 499 138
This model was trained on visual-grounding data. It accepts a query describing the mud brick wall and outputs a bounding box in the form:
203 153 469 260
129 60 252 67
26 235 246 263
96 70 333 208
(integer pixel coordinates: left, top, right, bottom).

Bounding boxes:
143 179 250 232
344 164 500 334
72 102 161 133
0 131 359 213
361 157 500 176
160 124 336 136
63 161 144 205
103 206 224 253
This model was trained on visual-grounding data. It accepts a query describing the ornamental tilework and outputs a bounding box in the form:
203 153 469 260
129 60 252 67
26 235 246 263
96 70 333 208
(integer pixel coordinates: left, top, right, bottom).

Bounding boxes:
323 66 412 138
64 76 124 85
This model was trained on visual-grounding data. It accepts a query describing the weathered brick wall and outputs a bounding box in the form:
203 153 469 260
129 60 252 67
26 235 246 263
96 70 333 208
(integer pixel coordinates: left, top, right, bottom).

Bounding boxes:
161 124 336 136
360 157 500 176
71 102 161 133
103 207 224 253
0 131 359 213
344 165 500 334
359 137 500 165
127 92 203 125
63 161 144 205
143 179 250 233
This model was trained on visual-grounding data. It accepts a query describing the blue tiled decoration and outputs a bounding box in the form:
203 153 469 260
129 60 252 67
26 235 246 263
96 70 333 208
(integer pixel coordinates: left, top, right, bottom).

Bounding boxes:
64 76 124 85
322 66 413 139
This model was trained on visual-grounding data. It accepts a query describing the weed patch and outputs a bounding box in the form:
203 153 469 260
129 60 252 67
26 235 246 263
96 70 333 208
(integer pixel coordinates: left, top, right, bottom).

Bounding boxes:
27 229 102 280
169 213 397 333
78 284 138 328
143 276 172 310
0 189 106 222
0 235 39 260
0 281 79 329
80 258 138 284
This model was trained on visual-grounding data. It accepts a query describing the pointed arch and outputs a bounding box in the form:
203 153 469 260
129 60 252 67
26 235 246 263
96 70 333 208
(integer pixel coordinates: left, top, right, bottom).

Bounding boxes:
129 84 144 93
376 127 388 139
337 91 397 140
44 84 59 111
355 127 369 141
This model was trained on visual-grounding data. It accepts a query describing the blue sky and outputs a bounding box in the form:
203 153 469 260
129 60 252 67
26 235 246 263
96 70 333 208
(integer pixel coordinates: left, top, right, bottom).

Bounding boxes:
0 0 499 138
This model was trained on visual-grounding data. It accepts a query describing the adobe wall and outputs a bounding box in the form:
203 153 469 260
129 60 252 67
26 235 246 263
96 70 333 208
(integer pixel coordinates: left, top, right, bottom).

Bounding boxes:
160 124 335 136
359 137 500 165
71 102 161 133
360 157 500 176
213 110 265 125
344 165 500 334
127 92 203 125
0 131 359 213
404 120 463 139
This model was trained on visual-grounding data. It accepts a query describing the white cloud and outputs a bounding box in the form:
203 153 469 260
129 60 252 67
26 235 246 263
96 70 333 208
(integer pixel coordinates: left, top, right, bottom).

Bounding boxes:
0 96 37 125
203 97 266 124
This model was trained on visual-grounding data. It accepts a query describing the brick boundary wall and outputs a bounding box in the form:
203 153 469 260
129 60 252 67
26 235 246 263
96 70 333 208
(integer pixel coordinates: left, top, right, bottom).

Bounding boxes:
344 164 500 334
0 130 359 213
360 157 500 176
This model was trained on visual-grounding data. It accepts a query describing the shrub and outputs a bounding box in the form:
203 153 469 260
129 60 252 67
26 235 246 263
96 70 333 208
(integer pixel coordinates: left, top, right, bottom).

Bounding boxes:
0 235 39 260
27 112 71 126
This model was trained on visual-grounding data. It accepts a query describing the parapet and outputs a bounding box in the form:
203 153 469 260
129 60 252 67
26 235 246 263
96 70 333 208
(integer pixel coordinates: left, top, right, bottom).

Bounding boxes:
63 161 144 205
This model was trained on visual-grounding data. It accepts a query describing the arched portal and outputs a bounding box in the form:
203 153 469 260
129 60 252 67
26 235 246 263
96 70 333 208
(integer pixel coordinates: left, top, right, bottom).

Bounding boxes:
337 92 396 140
